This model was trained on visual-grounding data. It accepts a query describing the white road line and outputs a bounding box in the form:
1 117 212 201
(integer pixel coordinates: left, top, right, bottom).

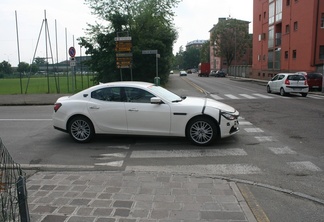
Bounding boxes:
130 148 247 158
255 136 275 142
224 94 240 99
268 146 297 155
96 153 127 160
95 161 124 167
307 95 323 99
210 94 224 100
106 145 130 149
126 164 261 175
287 161 321 172
253 94 275 99
240 94 257 99
244 128 264 133
239 121 253 126
20 164 94 169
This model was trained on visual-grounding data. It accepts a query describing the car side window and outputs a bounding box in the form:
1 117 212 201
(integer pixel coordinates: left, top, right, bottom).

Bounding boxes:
91 87 123 102
124 87 154 103
278 75 285 80
271 75 279 81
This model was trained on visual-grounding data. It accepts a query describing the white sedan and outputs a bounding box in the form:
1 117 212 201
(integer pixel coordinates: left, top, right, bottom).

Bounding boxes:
52 81 239 146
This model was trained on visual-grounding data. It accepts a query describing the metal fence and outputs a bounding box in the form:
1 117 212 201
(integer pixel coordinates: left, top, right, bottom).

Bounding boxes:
0 138 29 222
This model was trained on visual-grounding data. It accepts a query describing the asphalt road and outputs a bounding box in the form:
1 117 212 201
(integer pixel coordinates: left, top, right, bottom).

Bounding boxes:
1 74 324 221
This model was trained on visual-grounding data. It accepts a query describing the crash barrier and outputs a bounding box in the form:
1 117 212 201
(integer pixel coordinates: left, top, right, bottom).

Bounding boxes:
0 138 30 222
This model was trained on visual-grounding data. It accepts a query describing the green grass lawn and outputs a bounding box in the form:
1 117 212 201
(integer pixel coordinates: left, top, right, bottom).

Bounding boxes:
0 74 96 95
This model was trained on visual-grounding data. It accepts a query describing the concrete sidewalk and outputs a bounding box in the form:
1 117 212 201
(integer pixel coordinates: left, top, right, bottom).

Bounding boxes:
27 171 257 222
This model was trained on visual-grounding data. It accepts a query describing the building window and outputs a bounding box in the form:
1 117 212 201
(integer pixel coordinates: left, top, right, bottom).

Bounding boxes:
321 13 324 28
276 0 282 21
259 14 261 21
292 50 297 59
285 25 290 33
294 21 298 31
286 0 290 6
269 2 275 24
268 26 274 48
268 51 274 69
320 46 324 60
285 51 288 59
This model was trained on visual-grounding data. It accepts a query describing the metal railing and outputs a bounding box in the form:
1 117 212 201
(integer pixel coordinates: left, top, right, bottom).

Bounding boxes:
0 138 29 222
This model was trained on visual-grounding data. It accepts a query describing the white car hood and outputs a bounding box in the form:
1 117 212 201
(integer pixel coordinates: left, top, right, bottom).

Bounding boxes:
180 97 236 112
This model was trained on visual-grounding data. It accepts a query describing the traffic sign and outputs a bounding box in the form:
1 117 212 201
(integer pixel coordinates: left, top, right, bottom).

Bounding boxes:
69 47 76 58
142 50 157 54
114 37 132 41
115 41 132 52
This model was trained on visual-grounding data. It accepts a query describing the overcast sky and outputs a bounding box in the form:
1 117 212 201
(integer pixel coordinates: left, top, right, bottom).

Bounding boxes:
0 0 253 66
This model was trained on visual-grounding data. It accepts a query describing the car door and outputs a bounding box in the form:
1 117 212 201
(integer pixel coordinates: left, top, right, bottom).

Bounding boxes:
269 75 279 92
87 87 128 133
124 87 171 135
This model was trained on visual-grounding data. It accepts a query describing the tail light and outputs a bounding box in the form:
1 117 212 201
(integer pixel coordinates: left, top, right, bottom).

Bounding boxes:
285 79 290 85
54 103 62 112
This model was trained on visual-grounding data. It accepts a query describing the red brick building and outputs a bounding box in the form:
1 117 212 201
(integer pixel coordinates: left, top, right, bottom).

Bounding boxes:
252 0 324 79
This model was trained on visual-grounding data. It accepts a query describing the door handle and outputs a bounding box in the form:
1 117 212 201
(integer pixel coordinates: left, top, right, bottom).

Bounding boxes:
128 108 138 112
89 106 100 109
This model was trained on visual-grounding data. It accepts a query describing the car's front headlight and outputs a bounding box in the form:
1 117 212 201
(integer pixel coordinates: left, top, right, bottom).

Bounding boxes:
221 111 239 120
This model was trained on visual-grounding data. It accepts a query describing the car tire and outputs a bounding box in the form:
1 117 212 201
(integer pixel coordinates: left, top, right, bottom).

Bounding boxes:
267 85 271 93
280 87 286 96
301 93 307 97
68 116 95 143
186 116 218 146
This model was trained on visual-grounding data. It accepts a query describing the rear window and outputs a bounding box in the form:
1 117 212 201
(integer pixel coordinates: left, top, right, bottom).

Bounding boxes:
307 73 322 79
287 75 306 81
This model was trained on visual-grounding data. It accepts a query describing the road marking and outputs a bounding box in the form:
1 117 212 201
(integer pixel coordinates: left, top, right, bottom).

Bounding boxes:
239 121 253 126
252 94 274 99
95 161 124 167
210 94 224 100
96 153 127 160
244 128 264 133
255 136 275 142
106 145 130 149
287 161 321 172
126 164 261 175
268 146 296 154
130 148 247 158
20 164 94 169
307 95 323 99
240 94 257 99
224 94 240 99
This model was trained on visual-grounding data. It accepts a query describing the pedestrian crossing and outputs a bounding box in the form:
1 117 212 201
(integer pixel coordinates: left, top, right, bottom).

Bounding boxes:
209 93 324 100
90 116 322 177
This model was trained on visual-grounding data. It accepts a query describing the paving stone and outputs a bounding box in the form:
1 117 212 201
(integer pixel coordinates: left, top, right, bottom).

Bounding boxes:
93 207 113 216
150 209 169 219
90 199 112 208
40 215 67 222
129 209 150 218
113 208 131 217
32 205 57 214
113 200 133 208
201 211 246 220
69 198 91 206
57 206 77 214
76 207 94 216
169 210 200 220
66 216 96 222
96 217 116 222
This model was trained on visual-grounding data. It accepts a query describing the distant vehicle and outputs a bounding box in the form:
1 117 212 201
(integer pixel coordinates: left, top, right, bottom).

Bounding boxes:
267 73 309 97
179 71 187 76
187 69 192 74
296 72 322 91
170 70 174 74
210 70 226 77
52 81 240 145
198 63 210 77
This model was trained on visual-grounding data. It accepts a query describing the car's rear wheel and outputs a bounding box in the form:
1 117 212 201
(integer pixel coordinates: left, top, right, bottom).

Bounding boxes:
267 85 271 93
68 116 94 143
280 87 286 96
301 93 307 97
186 116 218 146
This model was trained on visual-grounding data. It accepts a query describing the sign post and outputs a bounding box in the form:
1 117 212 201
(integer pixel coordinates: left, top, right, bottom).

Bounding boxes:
142 50 160 85
68 47 76 92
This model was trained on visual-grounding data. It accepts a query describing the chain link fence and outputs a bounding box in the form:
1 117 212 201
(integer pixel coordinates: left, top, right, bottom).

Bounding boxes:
0 138 29 222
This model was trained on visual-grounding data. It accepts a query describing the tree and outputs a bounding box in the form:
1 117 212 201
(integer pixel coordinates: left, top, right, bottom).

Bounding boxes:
17 62 30 74
182 47 200 70
81 0 181 84
200 41 210 63
0 60 13 75
210 18 250 68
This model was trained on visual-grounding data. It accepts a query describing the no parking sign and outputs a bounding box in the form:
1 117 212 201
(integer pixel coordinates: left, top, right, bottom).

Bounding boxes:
68 47 76 58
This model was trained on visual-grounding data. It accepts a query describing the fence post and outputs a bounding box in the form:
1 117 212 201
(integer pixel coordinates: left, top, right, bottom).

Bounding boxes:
17 176 30 222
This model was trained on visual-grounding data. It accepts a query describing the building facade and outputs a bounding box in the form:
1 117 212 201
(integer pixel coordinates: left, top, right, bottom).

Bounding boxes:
185 40 208 51
252 0 324 79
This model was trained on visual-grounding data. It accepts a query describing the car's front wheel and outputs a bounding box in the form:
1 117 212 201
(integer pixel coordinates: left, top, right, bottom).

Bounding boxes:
186 117 218 146
301 93 307 97
68 116 95 143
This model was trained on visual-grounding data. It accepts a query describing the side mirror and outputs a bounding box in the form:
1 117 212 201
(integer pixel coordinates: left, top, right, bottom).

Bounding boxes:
150 97 163 104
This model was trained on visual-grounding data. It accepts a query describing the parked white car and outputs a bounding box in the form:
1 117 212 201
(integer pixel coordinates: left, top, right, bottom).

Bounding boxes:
267 73 309 97
52 81 239 145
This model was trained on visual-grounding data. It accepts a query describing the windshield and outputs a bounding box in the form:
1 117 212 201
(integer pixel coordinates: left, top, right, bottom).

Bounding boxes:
147 85 182 102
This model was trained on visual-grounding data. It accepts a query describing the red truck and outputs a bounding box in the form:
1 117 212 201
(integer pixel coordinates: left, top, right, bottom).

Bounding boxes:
198 63 210 77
